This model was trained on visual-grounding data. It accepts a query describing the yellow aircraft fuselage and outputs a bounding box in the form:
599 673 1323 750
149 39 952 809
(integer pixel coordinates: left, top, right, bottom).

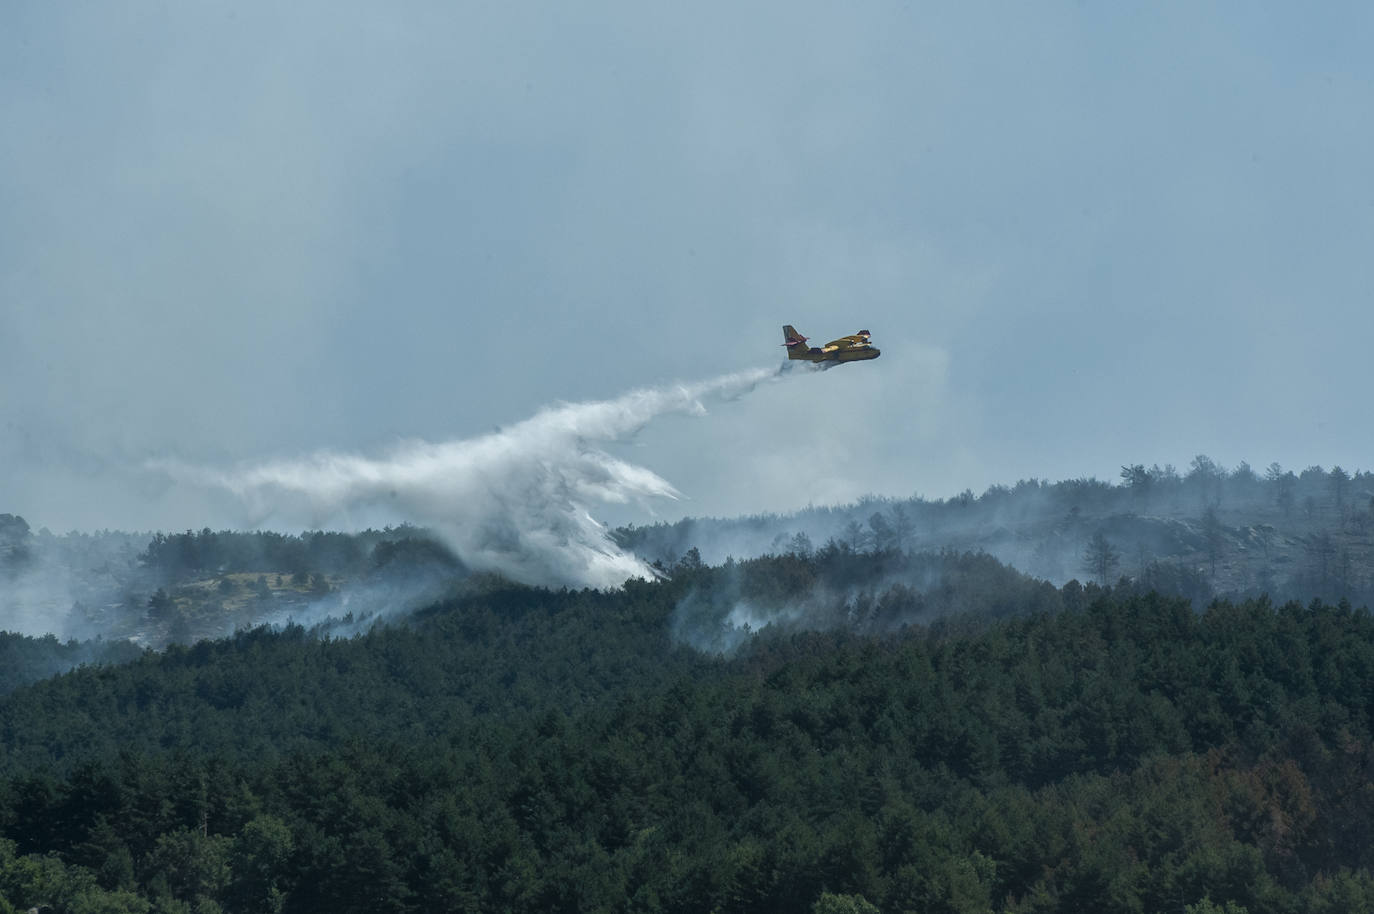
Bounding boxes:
782 325 881 364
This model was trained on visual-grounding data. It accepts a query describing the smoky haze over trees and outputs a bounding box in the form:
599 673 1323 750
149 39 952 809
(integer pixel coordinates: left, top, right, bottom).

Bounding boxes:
0 520 465 674
4 453 1374 660
619 456 1374 610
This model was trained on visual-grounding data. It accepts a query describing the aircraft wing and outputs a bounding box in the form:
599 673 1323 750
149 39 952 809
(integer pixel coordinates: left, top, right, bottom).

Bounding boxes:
823 331 872 351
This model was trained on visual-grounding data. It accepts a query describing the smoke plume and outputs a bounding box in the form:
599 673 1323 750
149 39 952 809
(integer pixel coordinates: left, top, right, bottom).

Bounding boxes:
155 367 780 589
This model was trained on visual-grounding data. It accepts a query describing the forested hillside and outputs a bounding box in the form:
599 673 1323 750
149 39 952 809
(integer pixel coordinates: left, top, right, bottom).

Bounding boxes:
4 461 1374 912
1 550 1372 913
620 458 1374 608
5 457 1372 656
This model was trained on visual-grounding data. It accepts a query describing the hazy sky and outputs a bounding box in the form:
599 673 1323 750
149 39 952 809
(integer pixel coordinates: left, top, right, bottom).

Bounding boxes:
4 2 1373 535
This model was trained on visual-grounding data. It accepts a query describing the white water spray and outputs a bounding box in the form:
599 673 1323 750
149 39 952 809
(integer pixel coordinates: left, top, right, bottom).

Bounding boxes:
155 367 781 589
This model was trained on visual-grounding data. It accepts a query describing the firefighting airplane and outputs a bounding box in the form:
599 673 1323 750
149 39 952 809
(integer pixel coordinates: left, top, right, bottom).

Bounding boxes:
782 325 881 365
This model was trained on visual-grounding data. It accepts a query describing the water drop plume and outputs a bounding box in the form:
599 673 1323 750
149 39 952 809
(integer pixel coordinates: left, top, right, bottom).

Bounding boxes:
157 366 781 588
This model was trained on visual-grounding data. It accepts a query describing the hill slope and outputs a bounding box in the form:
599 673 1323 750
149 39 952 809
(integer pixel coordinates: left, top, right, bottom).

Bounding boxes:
1 553 1373 912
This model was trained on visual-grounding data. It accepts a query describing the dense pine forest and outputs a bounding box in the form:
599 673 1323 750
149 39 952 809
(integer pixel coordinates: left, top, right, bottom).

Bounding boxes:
2 459 1374 912
0 548 1372 911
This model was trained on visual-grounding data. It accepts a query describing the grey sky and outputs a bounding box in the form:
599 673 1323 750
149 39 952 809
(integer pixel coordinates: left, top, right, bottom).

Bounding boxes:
4 3 1373 535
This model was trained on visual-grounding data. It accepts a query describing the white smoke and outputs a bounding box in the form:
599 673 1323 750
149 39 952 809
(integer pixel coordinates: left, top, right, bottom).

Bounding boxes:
1 563 75 639
155 367 780 589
